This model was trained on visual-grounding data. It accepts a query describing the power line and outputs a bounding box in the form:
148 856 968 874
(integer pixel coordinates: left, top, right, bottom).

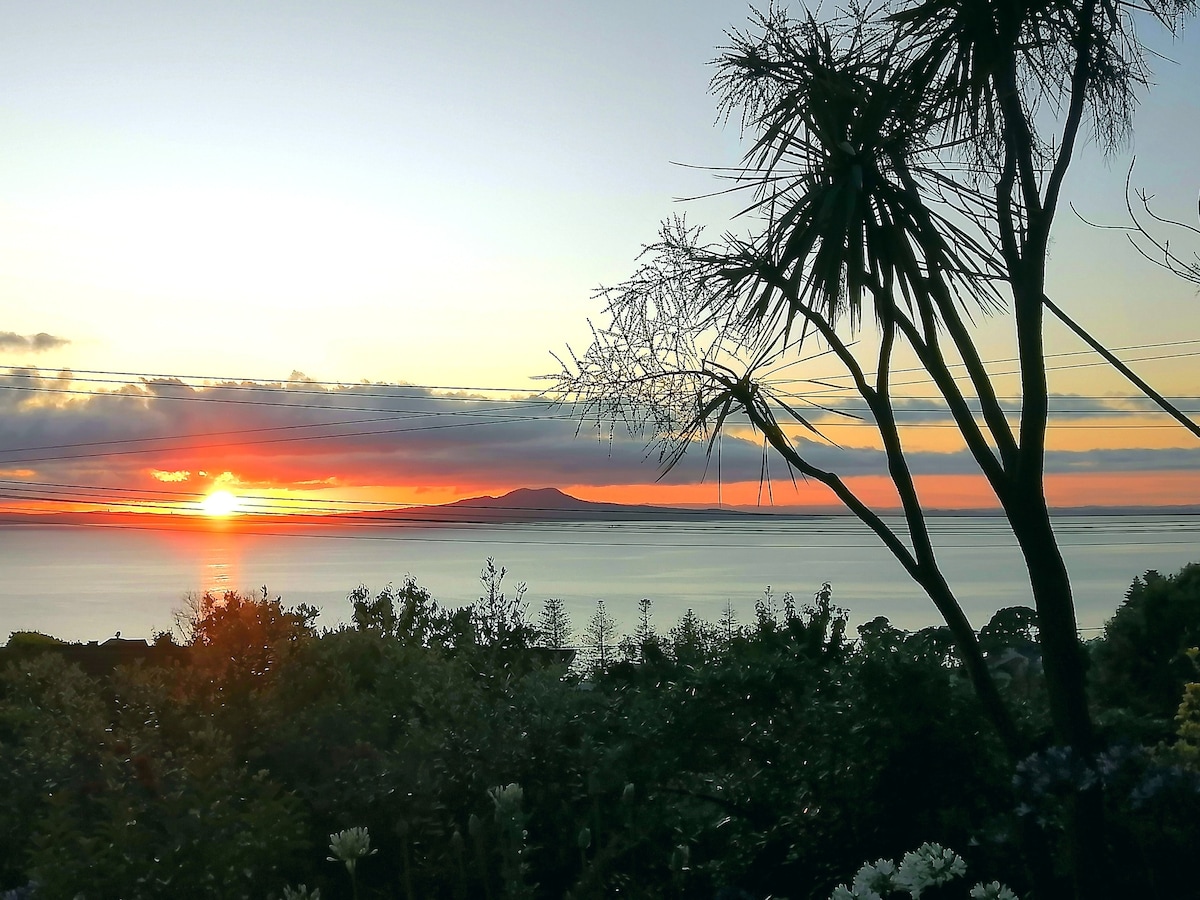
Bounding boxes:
0 370 549 405
0 412 461 455
762 336 1200 380
2 351 1197 505
0 412 580 465
2 480 1190 535
6 341 1199 410
0 380 1194 466
4 474 1199 530
2 367 539 394
0 381 564 415
768 350 1200 398
2 402 1194 465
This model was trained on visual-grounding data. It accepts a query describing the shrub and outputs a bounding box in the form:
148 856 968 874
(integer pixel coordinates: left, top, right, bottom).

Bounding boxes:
1093 563 1200 719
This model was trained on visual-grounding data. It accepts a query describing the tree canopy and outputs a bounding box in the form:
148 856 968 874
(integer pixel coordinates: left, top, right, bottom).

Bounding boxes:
556 2 1197 897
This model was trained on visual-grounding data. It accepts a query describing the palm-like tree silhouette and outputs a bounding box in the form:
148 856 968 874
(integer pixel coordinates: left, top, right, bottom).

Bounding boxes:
559 2 1197 897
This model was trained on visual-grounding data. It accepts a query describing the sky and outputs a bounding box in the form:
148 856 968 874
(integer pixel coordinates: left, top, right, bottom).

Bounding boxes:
1 0 1199 516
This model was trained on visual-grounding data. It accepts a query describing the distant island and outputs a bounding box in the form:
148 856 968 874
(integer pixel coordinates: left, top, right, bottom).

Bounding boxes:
1 486 1196 531
333 487 765 524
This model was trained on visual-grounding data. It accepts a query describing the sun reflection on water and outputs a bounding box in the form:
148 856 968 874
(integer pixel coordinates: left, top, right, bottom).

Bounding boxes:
200 536 242 596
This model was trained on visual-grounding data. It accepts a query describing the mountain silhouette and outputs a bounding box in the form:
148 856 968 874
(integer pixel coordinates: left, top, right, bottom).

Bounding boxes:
353 487 741 524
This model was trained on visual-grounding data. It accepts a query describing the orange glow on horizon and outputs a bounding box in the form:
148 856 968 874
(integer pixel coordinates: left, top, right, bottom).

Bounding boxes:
3 470 1197 520
144 471 1200 515
567 469 1200 511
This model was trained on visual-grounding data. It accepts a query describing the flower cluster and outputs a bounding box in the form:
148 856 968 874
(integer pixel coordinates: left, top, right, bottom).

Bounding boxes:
1013 746 1096 798
282 885 321 900
894 844 967 897
489 782 526 826
854 858 898 898
969 882 1018 900
490 782 531 848
827 844 1016 900
1014 741 1200 822
1127 764 1200 808
829 859 899 900
327 826 377 876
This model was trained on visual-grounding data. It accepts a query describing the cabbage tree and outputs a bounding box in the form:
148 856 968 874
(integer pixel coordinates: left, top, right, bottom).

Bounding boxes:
557 1 1197 896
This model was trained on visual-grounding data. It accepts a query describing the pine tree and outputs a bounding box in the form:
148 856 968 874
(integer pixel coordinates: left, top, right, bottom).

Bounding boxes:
537 597 572 650
717 601 740 647
581 600 617 673
669 608 709 663
633 597 657 659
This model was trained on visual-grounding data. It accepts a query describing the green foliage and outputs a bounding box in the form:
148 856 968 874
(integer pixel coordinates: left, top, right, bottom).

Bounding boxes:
473 557 534 650
4 631 67 650
1093 563 1200 719
0 655 306 900
978 608 1038 656
27 725 307 900
181 587 318 679
0 654 108 890
1168 669 1200 770
350 576 453 647
4 564 1199 898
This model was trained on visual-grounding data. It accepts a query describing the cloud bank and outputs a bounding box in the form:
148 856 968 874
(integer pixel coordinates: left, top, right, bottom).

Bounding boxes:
0 368 1196 509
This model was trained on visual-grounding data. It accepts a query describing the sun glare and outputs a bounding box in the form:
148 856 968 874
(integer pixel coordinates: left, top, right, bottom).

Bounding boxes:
200 490 240 517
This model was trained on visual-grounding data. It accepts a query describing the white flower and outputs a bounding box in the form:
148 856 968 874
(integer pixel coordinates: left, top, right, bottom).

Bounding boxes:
970 881 1019 900
327 827 377 874
829 879 882 900
282 886 321 900
853 858 898 897
895 843 966 897
489 782 524 816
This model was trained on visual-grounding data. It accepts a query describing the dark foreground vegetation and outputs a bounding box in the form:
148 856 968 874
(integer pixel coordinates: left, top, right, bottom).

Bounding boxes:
2 560 1199 900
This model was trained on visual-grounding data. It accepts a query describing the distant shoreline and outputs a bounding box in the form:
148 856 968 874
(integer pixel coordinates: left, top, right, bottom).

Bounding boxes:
1 505 1197 533
2 484 1198 530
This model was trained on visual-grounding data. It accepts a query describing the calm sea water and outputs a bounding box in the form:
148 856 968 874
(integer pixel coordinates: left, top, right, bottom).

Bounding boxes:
1 515 1197 643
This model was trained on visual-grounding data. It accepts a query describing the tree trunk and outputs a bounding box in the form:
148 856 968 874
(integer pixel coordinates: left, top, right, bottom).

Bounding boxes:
1005 485 1111 900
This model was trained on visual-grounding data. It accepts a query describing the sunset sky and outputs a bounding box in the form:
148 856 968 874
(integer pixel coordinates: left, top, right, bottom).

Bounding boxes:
2 0 1199 516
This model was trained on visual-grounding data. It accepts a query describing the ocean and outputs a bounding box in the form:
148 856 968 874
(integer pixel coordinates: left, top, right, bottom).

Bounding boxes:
1 514 1197 644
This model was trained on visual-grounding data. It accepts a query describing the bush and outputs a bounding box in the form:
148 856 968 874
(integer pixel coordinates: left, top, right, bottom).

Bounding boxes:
1093 563 1200 719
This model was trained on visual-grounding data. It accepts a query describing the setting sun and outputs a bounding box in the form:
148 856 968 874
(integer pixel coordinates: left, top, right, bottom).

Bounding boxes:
200 490 240 517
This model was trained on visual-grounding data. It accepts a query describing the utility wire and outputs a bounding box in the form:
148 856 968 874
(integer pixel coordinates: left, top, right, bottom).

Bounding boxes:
762 336 1200 378
1 502 1194 548
0 413 576 465
2 367 538 394
4 476 1198 530
5 340 1199 407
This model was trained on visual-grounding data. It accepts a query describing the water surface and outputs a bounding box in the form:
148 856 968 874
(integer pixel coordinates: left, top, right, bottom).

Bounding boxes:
1 514 1196 643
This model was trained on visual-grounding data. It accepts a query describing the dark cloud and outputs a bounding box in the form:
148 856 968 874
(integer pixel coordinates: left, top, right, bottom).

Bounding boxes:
791 392 1191 428
0 370 743 491
0 369 1195 500
0 332 70 353
788 436 1200 477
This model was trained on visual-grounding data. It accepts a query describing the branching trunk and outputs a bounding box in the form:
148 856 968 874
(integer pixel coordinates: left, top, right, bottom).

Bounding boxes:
734 385 1025 760
562 4 1200 896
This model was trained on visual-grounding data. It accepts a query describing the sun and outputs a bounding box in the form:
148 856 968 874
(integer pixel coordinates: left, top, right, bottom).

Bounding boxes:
200 490 240 517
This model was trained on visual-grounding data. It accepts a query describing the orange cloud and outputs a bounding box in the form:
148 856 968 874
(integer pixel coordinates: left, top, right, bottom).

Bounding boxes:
151 469 192 482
